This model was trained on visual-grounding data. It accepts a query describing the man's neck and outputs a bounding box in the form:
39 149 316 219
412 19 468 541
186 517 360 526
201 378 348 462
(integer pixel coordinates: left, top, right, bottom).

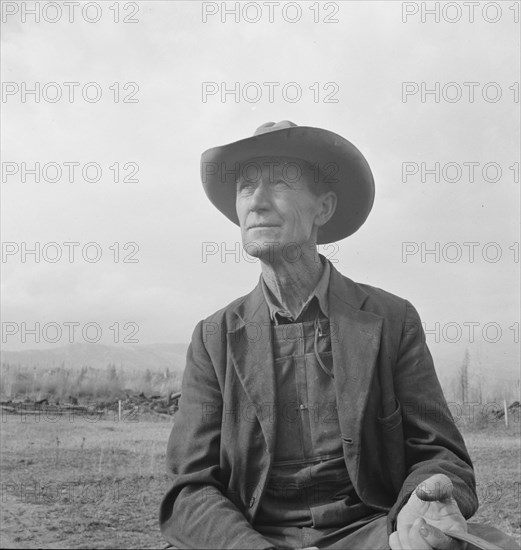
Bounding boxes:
260 247 323 319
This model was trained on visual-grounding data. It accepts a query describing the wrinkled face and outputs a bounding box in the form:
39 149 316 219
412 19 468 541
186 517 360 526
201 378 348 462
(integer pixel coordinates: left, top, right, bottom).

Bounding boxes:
235 156 330 260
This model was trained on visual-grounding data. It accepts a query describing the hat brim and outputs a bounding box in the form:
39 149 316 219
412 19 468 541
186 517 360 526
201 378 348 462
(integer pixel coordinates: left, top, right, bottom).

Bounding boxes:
200 126 375 244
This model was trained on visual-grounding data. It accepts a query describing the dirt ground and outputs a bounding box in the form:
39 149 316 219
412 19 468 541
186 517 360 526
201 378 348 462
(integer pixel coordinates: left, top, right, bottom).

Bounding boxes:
463 430 521 543
0 414 519 549
0 414 172 549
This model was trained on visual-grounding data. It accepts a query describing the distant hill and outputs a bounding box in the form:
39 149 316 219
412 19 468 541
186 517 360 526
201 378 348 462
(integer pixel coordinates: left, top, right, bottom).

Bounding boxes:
0 342 189 372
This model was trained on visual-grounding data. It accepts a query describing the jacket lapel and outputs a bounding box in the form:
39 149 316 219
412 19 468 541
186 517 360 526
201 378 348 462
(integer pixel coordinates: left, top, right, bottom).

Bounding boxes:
328 266 383 454
227 265 384 461
228 281 277 454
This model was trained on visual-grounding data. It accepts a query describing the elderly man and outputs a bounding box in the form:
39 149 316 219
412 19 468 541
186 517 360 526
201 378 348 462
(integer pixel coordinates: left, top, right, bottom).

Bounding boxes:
160 121 518 550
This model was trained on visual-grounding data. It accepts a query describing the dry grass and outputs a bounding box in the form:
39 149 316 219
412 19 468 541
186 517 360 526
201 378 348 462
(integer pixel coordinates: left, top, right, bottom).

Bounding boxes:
0 416 519 549
0 363 182 403
0 414 173 549
463 426 521 543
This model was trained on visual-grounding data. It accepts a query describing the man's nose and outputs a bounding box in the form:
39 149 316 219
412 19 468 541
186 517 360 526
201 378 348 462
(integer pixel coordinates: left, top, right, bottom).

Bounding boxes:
249 182 270 211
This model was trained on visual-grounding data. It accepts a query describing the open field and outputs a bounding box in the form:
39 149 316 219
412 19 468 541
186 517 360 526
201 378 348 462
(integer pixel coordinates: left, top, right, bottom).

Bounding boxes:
0 415 519 549
463 429 521 542
0 414 173 549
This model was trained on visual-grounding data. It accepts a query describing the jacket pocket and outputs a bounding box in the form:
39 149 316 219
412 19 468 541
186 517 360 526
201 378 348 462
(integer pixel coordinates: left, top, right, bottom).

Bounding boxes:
377 398 406 494
377 398 402 431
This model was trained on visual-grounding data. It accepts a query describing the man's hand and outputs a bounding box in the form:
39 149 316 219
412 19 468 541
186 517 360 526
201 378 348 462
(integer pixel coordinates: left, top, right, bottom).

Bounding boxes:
389 474 468 550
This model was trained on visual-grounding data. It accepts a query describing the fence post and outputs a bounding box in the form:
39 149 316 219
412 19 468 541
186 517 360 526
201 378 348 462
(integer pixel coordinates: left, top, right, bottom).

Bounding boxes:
503 399 509 428
118 400 122 422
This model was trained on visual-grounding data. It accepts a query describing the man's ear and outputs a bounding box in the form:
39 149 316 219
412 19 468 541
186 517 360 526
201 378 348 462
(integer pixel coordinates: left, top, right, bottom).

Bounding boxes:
315 191 337 228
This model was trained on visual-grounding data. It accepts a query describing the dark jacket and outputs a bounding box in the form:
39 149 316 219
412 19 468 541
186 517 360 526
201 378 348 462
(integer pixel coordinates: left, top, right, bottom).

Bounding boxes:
159 264 478 549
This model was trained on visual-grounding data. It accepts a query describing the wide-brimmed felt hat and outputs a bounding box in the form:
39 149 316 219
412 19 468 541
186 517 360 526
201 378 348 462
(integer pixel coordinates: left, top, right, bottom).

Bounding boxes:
200 120 375 244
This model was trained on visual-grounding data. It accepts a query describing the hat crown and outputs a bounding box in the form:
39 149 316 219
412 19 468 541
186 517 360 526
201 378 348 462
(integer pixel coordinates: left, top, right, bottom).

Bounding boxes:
253 120 298 136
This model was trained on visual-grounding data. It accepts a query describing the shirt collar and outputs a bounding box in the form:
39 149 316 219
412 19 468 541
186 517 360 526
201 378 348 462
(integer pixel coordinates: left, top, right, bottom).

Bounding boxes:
261 256 331 323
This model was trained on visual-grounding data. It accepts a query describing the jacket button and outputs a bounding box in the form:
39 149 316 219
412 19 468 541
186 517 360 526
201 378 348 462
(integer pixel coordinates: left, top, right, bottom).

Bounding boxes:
248 496 256 508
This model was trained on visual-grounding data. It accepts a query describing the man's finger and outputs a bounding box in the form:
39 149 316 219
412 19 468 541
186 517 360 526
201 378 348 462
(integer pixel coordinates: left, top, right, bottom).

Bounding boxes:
408 518 435 550
415 474 454 502
389 531 404 550
415 519 465 550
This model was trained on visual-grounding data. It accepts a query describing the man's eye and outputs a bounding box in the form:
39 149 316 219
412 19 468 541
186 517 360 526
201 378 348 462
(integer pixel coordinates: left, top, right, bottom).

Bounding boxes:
238 181 253 192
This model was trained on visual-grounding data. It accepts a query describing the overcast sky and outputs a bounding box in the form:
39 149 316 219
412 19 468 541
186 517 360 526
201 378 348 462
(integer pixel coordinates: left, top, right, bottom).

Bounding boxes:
1 1 519 387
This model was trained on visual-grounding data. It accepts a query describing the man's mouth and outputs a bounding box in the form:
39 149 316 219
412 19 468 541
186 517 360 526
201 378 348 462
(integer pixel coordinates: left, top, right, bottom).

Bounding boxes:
248 224 280 229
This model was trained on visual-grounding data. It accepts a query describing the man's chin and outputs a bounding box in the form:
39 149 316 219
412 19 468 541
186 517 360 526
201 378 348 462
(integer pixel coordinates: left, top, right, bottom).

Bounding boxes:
242 241 285 261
